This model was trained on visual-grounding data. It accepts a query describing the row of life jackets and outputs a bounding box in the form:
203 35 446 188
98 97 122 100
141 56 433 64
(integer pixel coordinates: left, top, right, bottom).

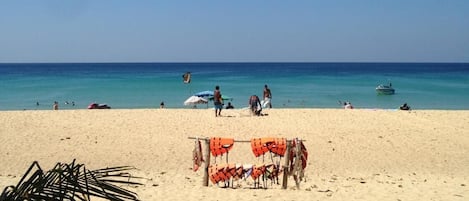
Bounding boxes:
194 137 307 175
208 163 280 185
209 137 287 158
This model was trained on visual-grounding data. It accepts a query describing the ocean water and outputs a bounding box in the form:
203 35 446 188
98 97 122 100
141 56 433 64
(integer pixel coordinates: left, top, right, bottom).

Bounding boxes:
1 63 468 110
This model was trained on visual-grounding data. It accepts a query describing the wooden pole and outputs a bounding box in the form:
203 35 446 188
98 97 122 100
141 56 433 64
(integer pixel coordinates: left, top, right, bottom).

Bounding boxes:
282 140 291 189
202 138 211 187
295 140 301 189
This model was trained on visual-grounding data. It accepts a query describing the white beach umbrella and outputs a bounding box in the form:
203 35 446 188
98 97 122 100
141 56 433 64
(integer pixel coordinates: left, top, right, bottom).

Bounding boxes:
184 96 208 106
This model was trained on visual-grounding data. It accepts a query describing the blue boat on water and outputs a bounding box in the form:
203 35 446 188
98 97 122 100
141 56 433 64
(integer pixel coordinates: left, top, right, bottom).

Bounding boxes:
376 83 395 95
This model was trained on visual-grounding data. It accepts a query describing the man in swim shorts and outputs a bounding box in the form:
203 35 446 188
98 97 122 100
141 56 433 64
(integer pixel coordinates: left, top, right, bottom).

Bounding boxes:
263 84 272 108
214 85 222 117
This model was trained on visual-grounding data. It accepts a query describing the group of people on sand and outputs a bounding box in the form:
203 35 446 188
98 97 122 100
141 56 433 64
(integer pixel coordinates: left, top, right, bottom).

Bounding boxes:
213 84 272 117
249 85 272 116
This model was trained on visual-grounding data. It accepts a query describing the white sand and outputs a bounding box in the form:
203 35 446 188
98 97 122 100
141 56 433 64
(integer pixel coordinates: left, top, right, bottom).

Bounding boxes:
1 109 468 200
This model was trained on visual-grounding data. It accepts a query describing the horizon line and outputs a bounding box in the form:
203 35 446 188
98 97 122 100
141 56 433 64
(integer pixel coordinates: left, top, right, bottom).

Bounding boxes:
1 61 468 64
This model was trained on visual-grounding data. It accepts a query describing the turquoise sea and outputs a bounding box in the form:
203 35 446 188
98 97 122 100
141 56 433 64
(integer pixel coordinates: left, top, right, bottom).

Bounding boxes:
1 63 468 110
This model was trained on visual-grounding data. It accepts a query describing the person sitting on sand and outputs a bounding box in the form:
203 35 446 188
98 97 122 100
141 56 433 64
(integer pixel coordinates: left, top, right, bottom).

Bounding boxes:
225 102 234 109
400 103 411 110
249 95 262 116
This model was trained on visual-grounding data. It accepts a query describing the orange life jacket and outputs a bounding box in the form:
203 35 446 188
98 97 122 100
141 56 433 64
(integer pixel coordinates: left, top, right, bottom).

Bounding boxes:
210 137 234 157
269 138 287 156
232 164 244 180
251 164 266 180
251 137 287 157
209 164 228 184
224 163 237 182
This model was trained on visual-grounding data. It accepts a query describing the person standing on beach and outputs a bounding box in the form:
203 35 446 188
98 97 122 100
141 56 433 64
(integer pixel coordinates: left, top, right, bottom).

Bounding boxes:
263 84 272 108
53 101 59 110
214 85 222 117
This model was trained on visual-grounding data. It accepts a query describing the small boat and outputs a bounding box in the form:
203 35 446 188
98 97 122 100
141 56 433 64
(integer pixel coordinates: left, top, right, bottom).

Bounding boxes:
376 84 395 95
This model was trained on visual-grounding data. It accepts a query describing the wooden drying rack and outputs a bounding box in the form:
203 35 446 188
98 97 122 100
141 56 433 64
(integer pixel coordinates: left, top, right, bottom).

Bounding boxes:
188 137 305 189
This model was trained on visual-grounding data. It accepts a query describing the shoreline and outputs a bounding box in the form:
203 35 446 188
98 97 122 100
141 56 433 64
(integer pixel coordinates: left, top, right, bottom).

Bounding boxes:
1 109 468 200
2 107 469 112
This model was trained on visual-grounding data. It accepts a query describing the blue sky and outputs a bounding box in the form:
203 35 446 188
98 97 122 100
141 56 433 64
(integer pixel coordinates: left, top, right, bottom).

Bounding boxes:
1 0 468 62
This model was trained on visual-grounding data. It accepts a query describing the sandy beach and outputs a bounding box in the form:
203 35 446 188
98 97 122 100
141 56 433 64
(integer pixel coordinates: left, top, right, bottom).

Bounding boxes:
0 108 468 200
